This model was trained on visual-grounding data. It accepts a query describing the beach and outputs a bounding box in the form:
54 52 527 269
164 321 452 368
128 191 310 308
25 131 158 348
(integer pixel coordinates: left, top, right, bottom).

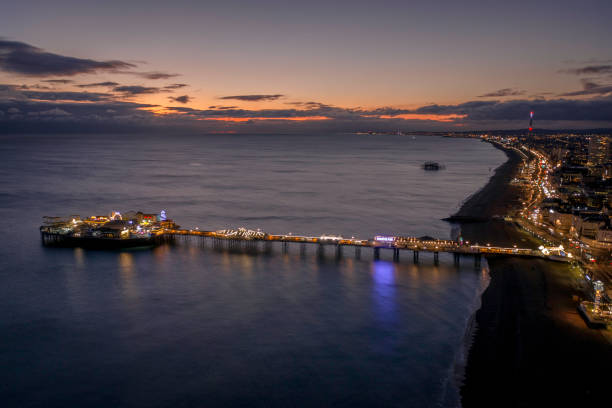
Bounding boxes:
457 142 612 407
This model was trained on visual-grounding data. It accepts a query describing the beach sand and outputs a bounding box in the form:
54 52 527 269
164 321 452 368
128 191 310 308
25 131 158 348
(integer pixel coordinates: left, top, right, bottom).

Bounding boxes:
456 143 612 407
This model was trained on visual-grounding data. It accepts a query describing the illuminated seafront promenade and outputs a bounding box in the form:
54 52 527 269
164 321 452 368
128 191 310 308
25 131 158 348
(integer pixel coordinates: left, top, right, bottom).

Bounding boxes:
40 210 567 265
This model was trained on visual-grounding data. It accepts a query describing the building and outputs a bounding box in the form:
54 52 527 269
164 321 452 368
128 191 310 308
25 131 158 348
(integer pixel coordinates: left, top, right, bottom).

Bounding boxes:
549 209 574 233
587 136 609 166
596 225 612 243
574 214 608 239
136 212 158 224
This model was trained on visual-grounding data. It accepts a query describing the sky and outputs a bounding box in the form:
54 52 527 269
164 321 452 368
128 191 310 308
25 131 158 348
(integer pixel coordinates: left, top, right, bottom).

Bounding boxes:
1 0 612 133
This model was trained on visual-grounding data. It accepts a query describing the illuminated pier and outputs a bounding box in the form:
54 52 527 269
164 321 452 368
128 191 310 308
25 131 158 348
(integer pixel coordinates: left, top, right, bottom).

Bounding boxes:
40 211 559 264
164 228 544 266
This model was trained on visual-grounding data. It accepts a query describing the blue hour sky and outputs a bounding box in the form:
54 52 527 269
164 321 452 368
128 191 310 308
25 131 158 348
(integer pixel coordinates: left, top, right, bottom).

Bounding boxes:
1 0 612 133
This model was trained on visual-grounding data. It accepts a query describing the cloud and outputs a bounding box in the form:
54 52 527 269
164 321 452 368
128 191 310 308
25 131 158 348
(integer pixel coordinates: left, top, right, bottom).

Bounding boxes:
135 71 179 80
136 72 180 79
219 94 284 102
562 86 612 97
165 105 343 119
411 97 612 121
41 79 73 84
478 88 525 98
38 107 71 116
164 83 188 89
563 58 612 65
286 101 333 109
113 85 161 95
115 70 180 80
168 95 191 104
23 90 112 102
0 39 135 76
0 98 160 133
77 81 120 88
0 83 112 102
529 91 554 99
561 65 612 75
21 84 51 90
3 80 612 133
209 105 238 109
560 79 612 97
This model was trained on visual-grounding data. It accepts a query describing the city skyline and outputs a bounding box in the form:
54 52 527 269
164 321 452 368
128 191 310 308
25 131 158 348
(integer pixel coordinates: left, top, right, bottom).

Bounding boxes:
2 0 612 133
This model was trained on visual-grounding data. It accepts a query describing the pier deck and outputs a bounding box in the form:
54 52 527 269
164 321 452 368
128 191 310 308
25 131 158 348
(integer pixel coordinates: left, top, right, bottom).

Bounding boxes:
164 228 543 259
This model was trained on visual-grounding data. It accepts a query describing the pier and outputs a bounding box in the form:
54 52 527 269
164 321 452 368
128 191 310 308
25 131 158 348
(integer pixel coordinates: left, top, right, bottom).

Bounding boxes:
162 228 544 265
39 212 561 265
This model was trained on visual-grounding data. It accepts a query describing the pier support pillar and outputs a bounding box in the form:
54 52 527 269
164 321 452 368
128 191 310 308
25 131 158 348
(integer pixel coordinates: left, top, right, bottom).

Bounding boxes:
336 245 342 259
265 241 272 254
317 243 324 258
355 246 361 260
300 243 306 256
282 241 288 254
433 252 439 265
393 248 400 262
374 247 380 260
453 253 460 267
413 250 419 264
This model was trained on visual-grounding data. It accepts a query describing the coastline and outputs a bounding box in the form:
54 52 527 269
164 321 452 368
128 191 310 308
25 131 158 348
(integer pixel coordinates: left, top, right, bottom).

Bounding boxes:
455 141 612 407
451 141 524 221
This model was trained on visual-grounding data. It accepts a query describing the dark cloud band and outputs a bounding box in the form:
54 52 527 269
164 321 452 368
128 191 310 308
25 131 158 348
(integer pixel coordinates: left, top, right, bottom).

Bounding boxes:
0 40 135 77
168 95 191 104
561 65 612 75
478 88 525 98
219 94 284 102
77 81 120 88
113 85 162 95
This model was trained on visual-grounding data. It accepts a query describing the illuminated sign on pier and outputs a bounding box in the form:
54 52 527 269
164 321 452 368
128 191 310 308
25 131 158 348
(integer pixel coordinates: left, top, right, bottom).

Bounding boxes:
374 236 395 243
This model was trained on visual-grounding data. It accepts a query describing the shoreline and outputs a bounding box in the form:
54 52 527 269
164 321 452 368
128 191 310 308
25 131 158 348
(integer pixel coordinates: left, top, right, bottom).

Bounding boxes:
442 140 525 408
455 141 612 407
452 140 524 221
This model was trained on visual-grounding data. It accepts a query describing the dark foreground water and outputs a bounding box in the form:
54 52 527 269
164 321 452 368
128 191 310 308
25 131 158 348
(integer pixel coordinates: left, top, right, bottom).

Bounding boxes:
0 133 506 407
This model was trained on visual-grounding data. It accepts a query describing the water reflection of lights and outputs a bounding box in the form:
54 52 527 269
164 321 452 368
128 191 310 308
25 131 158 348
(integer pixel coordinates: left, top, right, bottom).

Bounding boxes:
153 244 171 261
371 261 397 325
119 252 134 274
73 247 85 268
240 254 255 274
118 252 140 300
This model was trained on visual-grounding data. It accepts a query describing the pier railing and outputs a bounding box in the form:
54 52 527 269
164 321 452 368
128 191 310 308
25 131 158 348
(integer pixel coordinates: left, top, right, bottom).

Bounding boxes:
163 229 542 258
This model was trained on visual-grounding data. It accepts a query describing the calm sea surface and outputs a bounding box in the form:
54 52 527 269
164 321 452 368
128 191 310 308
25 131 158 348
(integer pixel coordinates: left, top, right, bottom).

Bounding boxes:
0 133 506 407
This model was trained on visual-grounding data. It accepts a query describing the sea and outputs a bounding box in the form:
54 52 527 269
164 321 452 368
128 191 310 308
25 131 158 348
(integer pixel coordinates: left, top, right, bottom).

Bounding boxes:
0 133 507 408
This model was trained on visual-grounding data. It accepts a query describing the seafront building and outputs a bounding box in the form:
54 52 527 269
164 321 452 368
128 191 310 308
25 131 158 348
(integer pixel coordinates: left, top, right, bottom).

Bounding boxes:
476 131 612 324
483 132 612 277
